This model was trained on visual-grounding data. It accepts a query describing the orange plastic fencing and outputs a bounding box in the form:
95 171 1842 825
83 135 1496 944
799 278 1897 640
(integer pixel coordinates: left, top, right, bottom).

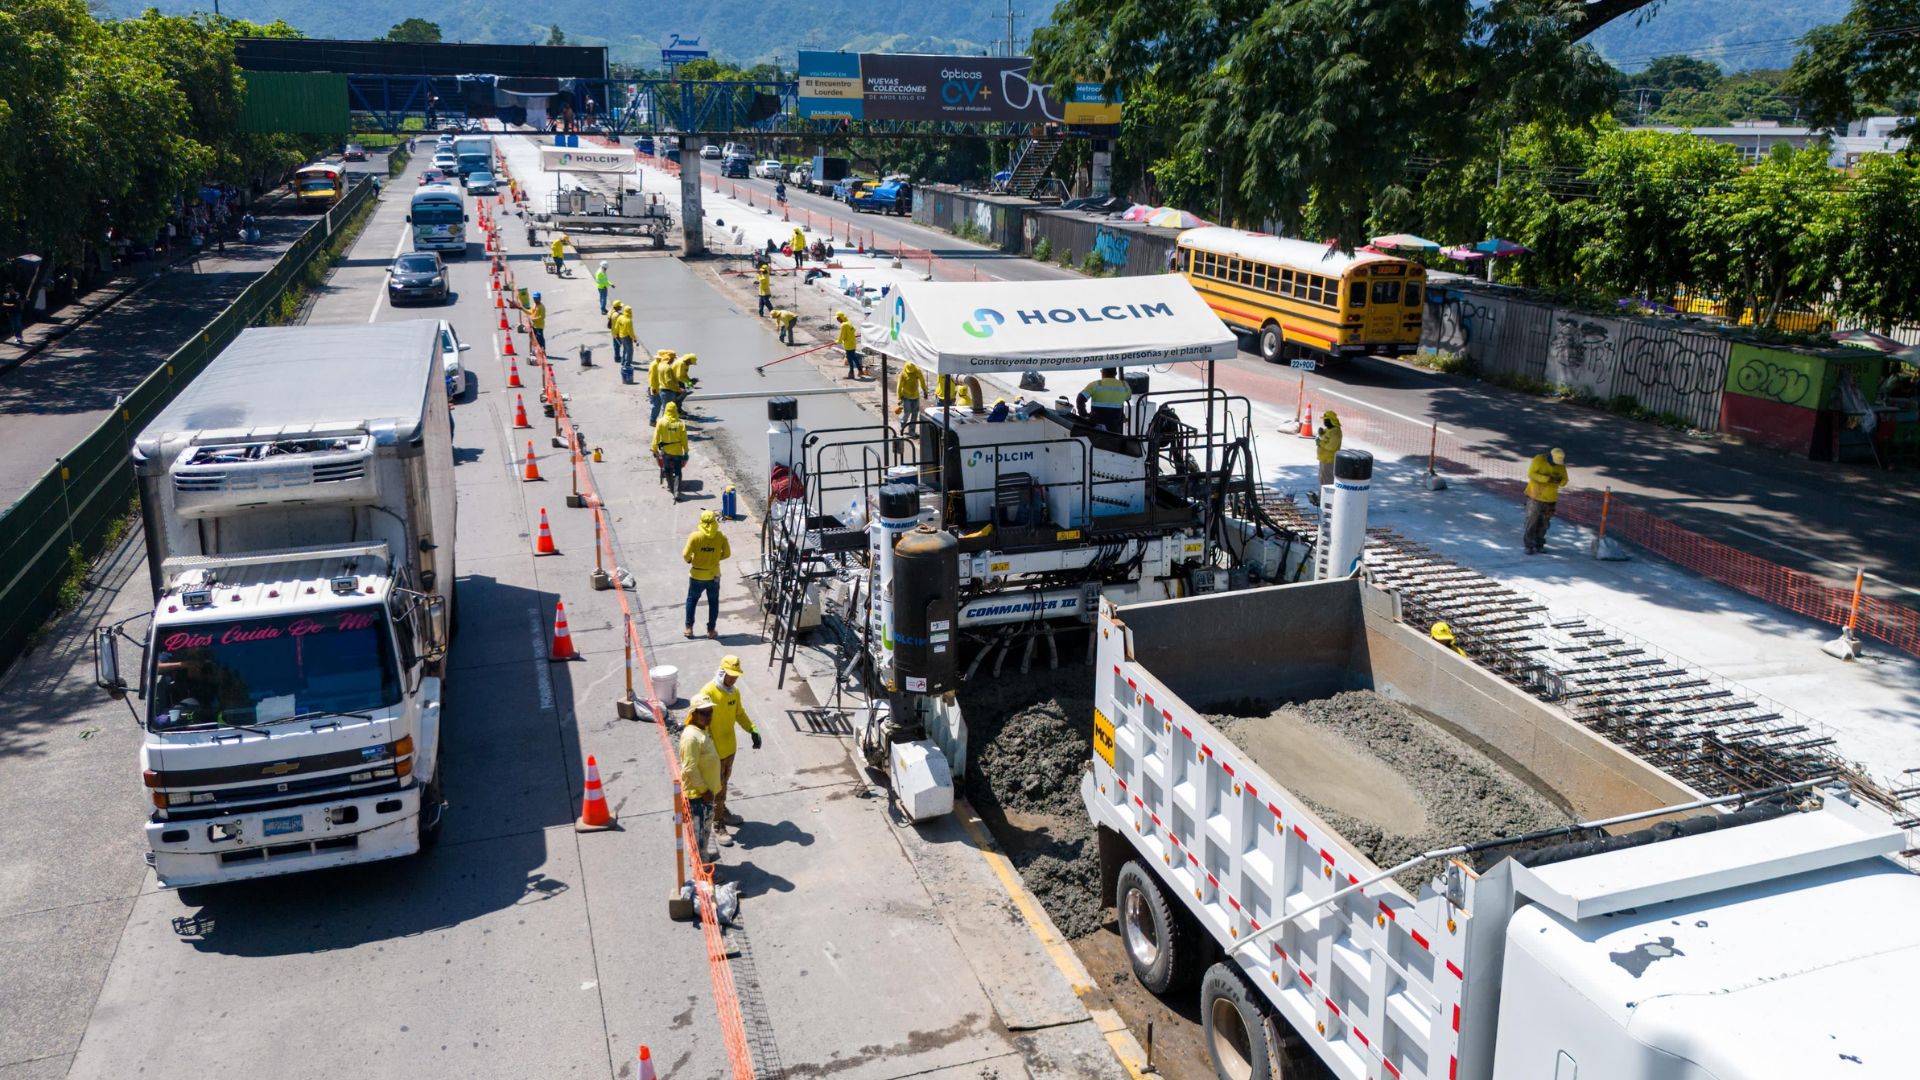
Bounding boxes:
501 259 755 1078
1298 384 1920 658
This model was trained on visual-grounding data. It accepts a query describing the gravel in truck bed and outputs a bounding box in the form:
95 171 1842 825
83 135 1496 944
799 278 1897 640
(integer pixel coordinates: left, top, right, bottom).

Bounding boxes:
1207 690 1572 888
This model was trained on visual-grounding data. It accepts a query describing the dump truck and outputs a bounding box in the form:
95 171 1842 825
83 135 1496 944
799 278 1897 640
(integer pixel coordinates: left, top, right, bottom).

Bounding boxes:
1085 577 1916 1080
95 322 456 889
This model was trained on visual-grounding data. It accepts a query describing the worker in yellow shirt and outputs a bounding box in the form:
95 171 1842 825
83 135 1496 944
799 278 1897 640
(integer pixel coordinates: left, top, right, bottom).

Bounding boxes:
647 348 674 423
612 304 636 382
682 508 730 637
678 695 721 862
549 232 569 275
790 226 808 269
1315 410 1343 489
835 311 861 379
669 352 699 407
935 373 973 408
696 654 760 844
896 360 927 425
652 400 690 499
527 292 547 354
770 308 798 346
1523 447 1569 554
755 263 773 316
1076 367 1131 433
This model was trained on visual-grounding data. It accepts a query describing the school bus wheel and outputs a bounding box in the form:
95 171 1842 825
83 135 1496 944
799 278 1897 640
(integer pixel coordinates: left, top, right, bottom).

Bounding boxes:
1259 322 1285 364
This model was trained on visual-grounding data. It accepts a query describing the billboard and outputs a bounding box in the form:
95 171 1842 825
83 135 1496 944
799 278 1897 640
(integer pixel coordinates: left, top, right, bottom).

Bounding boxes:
539 145 636 174
797 52 1120 124
661 32 709 63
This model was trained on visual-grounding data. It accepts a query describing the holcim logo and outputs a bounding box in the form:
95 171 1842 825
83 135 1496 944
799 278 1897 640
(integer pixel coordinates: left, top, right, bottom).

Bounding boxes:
961 307 1004 338
890 295 906 341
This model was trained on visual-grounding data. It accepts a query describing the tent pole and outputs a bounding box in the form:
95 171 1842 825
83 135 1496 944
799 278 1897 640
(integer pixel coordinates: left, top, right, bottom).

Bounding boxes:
1205 360 1216 480
880 353 891 466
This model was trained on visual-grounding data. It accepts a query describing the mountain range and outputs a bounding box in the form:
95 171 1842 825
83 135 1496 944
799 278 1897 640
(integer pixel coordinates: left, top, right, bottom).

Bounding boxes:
111 0 1849 72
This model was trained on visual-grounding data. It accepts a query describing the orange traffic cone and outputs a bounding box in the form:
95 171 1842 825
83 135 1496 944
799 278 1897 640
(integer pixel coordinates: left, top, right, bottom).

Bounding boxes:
497 193 505 207
514 394 531 428
1298 401 1315 439
550 599 578 662
575 753 611 829
635 1046 657 1080
503 333 517 356
495 290 506 309
534 507 558 555
522 441 541 481
507 359 523 388
485 233 495 253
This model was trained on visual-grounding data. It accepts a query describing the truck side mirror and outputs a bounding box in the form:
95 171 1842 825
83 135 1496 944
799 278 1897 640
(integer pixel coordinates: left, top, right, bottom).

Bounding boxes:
423 596 448 662
405 214 412 223
95 627 127 699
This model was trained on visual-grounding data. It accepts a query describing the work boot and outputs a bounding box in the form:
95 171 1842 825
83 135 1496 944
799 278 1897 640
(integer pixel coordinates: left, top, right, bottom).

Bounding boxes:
714 826 734 847
684 625 695 639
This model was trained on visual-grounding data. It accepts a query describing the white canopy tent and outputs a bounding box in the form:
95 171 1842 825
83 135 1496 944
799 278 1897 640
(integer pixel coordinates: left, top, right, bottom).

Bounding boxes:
857 274 1237 375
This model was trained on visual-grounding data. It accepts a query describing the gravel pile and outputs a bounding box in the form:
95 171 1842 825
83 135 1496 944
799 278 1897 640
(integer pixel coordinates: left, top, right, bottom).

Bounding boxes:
959 672 1105 938
1208 690 1571 888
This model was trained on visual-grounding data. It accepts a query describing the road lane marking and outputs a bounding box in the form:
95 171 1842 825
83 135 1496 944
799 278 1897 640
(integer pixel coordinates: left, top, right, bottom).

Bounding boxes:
367 203 412 323
1312 386 1451 436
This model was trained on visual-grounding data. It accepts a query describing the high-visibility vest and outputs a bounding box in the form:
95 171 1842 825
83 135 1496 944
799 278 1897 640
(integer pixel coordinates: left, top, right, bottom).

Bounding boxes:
1083 377 1130 407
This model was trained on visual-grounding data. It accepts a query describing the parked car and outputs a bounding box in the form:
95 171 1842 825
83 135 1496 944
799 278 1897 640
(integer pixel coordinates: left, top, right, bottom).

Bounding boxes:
387 251 449 305
832 177 873 203
756 159 785 180
722 155 750 178
465 172 498 196
439 320 472 399
699 144 722 159
343 144 368 162
851 180 912 216
787 166 810 189
722 141 748 159
420 168 451 186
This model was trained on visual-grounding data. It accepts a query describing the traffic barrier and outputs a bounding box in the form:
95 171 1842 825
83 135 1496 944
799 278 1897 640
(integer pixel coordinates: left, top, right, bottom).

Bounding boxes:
575 753 612 830
534 507 558 555
550 598 578 661
514 394 531 428
522 440 540 481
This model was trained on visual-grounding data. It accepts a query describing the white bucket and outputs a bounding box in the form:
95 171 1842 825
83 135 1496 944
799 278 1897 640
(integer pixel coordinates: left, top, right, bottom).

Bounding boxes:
649 665 679 705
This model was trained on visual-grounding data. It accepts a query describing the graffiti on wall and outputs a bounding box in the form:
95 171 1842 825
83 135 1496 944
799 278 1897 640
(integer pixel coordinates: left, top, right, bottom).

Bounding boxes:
1727 345 1821 407
1545 314 1618 392
1092 226 1131 269
1424 287 1499 359
1614 327 1730 426
971 202 994 238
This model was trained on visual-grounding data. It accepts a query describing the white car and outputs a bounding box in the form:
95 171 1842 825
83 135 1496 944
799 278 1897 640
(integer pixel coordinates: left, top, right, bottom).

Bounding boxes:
699 144 721 159
438 320 472 399
756 159 785 179
433 152 459 172
787 166 809 188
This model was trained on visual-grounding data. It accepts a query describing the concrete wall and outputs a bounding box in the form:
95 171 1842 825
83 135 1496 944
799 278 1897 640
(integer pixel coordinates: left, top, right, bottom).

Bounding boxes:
1020 212 1180 278
910 187 1023 253
1117 579 1697 822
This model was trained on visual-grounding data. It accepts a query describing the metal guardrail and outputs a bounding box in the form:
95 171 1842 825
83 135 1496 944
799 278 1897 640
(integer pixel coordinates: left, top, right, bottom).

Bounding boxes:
0 178 379 667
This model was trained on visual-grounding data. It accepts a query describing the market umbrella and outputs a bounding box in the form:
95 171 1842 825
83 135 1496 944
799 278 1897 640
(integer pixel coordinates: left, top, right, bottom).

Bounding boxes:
1145 207 1209 229
1830 329 1906 354
1121 204 1154 222
1441 245 1486 262
1473 237 1530 257
1370 233 1440 253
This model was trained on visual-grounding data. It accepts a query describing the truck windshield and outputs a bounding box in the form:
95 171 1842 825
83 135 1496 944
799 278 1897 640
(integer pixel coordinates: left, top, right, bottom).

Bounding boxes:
147 606 401 731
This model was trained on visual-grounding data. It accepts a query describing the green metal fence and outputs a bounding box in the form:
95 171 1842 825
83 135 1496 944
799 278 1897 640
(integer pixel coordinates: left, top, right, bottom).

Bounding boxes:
0 179 379 667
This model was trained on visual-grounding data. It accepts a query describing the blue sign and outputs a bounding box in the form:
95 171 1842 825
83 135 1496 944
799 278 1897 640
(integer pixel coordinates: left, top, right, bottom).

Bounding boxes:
660 32 709 63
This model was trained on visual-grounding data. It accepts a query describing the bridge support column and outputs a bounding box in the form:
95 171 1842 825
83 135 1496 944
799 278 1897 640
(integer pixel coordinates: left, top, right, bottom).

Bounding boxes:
679 136 705 256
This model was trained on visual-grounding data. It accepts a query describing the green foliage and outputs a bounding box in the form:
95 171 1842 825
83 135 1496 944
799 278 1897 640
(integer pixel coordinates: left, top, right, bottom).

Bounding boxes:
1787 0 1920 136
1822 151 1920 330
380 18 441 43
1414 349 1473 375
1617 62 1802 126
1079 249 1107 276
1031 236 1053 263
1571 128 1742 299
53 543 87 612
545 24 566 47
1688 144 1833 326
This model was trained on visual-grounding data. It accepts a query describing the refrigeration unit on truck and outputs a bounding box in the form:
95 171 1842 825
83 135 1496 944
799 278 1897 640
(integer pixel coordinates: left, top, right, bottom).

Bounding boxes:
1086 577 1919 1080
95 321 457 889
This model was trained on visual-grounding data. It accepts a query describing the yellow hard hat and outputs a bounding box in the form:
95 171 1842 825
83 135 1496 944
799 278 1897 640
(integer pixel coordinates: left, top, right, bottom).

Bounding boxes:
719 655 744 676
1323 410 1339 424
688 693 714 713
1430 621 1454 642
835 311 848 321
682 353 697 364
1550 448 1566 465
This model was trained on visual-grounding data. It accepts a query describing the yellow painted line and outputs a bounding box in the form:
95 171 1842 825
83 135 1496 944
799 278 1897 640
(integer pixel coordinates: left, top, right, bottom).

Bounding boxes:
954 799 1154 1080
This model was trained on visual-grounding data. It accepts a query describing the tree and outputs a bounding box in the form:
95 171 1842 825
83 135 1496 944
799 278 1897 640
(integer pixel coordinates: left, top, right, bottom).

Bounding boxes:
546 25 566 47
1823 152 1920 331
1787 0 1920 138
1689 144 1834 327
382 19 441 44
1032 0 1649 243
1571 128 1741 299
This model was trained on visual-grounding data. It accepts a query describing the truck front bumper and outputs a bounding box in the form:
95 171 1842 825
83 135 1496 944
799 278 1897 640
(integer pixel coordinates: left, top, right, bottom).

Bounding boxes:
146 785 422 889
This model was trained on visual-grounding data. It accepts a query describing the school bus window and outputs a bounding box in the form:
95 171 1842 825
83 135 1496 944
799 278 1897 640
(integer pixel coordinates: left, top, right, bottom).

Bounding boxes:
1258 264 1274 291
1349 280 1368 307
1231 259 1246 286
1372 280 1401 305
1279 269 1294 297
1405 283 1422 306
1306 278 1323 305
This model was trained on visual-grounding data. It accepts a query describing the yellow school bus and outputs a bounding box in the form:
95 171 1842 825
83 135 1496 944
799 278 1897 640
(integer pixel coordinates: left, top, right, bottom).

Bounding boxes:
292 163 343 212
1175 227 1426 363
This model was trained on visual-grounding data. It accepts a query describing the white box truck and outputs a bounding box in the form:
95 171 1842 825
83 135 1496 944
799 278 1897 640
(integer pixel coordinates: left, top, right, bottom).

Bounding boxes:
96 322 456 889
1085 578 1917 1080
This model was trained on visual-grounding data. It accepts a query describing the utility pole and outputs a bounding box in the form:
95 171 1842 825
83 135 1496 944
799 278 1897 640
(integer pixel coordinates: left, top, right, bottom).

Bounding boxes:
1004 0 1024 58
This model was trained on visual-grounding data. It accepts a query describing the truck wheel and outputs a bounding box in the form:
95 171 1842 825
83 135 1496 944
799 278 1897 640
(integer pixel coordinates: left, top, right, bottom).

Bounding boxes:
1259 324 1284 364
1116 860 1200 995
1201 961 1300 1080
